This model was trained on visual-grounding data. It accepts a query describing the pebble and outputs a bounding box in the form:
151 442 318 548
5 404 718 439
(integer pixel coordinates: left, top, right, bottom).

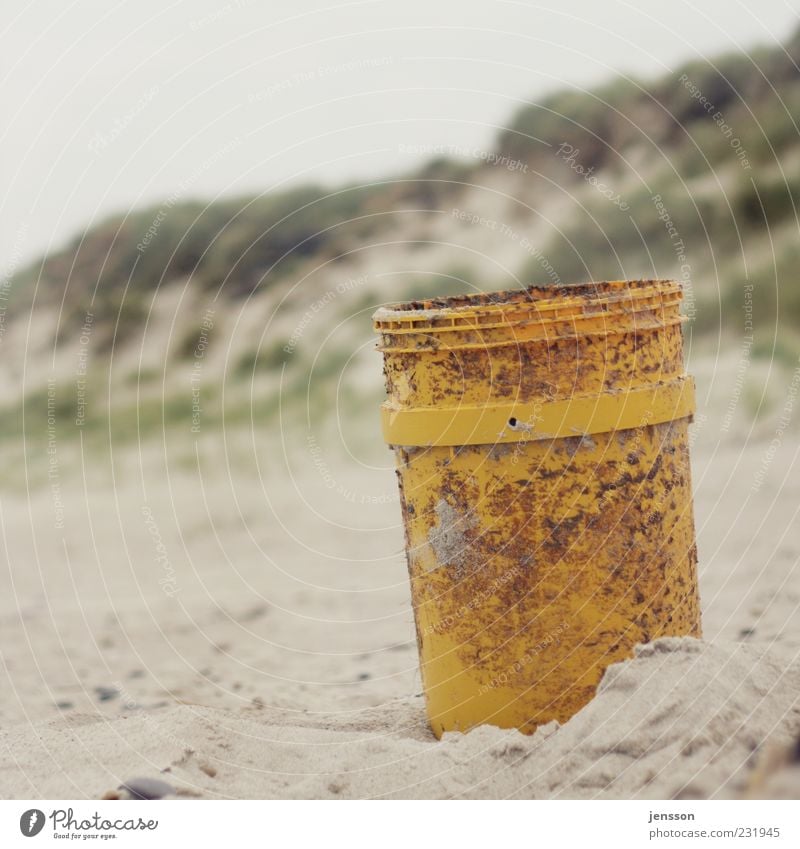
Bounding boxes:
118 777 176 800
240 603 269 622
94 686 119 702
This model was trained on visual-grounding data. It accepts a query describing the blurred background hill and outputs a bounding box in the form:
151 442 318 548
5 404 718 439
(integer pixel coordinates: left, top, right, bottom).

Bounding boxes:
2 24 799 470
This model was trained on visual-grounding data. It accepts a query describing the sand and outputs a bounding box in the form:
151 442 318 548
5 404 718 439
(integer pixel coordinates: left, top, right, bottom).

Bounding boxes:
3 638 799 800
1 353 800 799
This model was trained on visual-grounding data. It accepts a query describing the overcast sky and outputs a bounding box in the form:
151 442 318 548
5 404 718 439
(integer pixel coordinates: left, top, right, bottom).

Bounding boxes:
2 0 799 272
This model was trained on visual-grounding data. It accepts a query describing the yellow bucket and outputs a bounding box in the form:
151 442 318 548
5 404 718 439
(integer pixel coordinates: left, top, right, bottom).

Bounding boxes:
374 280 701 737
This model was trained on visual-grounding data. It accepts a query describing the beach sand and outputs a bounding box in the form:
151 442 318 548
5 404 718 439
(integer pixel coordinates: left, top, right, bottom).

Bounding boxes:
1 355 799 799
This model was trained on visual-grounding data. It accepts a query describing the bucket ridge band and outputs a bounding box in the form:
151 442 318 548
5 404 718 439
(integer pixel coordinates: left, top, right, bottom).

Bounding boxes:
381 376 695 447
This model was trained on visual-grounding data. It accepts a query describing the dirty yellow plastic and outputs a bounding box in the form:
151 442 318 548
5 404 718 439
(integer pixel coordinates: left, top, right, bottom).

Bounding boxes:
381 376 695 447
375 280 701 737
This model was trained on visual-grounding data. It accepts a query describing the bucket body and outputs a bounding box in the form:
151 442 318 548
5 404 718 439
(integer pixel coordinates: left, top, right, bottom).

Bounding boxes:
374 280 701 737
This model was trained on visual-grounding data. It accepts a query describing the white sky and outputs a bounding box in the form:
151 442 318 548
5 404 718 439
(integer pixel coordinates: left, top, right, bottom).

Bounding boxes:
1 0 799 271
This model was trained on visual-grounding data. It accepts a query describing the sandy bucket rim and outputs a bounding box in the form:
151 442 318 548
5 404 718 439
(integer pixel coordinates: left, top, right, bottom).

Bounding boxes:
373 279 681 326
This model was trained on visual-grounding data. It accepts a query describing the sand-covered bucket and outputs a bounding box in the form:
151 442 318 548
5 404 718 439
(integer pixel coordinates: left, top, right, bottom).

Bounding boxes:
374 280 701 737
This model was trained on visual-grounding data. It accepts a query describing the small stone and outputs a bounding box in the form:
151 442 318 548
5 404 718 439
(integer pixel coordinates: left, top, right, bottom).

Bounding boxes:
118 777 176 800
357 673 371 681
55 700 74 710
739 627 756 639
95 686 119 702
240 603 268 622
199 763 217 778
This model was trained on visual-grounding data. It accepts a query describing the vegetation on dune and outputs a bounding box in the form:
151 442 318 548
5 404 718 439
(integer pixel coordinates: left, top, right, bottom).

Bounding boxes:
5 24 799 406
16 184 388 315
506 28 800 348
500 28 800 169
